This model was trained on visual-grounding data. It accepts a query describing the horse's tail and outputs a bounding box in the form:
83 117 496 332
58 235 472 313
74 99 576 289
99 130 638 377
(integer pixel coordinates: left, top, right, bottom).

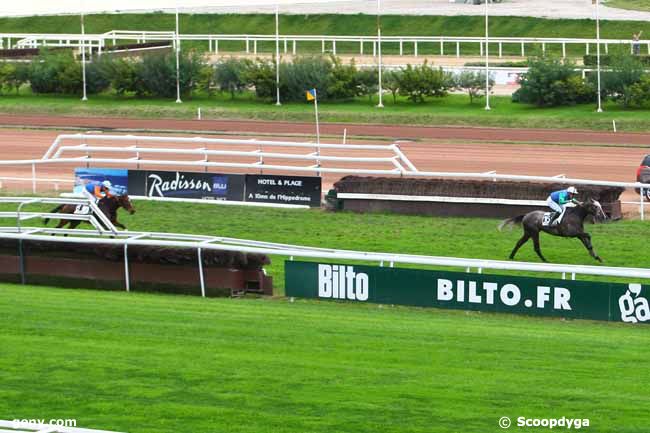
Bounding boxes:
498 214 525 231
43 204 64 225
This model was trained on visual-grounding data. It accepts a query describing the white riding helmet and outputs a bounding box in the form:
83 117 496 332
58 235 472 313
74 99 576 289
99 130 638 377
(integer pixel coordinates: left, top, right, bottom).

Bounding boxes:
567 186 578 194
102 180 112 188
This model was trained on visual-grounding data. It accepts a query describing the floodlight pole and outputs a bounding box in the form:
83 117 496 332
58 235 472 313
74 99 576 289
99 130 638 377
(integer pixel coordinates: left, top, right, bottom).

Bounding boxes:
377 0 384 108
484 0 491 111
275 5 281 106
175 5 182 104
595 0 603 112
81 7 88 102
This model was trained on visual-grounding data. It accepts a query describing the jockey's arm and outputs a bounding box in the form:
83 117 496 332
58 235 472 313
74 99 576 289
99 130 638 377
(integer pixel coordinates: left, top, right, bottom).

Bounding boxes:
93 185 104 199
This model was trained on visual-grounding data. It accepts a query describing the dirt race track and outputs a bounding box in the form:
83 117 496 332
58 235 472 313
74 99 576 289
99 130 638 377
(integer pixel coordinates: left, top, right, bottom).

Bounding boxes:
1 115 649 216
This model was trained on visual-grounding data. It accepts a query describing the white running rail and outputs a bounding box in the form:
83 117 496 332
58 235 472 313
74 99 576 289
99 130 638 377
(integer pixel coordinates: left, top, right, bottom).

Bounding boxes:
2 223 650 299
0 420 125 433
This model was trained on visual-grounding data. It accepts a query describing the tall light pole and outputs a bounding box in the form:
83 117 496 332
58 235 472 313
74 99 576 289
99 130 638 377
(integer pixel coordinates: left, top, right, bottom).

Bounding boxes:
484 0 490 111
175 4 182 104
376 0 384 108
80 2 88 102
595 0 603 112
275 5 281 106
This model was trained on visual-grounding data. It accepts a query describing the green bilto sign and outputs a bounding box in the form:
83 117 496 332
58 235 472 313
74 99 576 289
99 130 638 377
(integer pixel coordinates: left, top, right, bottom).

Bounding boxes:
285 261 650 324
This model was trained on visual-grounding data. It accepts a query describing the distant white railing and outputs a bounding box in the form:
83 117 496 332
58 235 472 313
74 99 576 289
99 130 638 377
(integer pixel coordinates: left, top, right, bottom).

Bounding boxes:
2 30 649 58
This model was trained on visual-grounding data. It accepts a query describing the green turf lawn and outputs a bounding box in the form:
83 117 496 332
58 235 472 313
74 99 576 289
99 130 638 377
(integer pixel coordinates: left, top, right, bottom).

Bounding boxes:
2 200 650 290
1 91 649 132
605 0 650 12
0 283 649 433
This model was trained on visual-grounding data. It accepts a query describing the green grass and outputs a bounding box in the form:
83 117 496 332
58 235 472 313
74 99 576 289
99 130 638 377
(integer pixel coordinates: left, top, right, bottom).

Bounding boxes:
1 283 650 433
2 91 649 131
1 13 650 57
3 201 650 289
605 0 650 12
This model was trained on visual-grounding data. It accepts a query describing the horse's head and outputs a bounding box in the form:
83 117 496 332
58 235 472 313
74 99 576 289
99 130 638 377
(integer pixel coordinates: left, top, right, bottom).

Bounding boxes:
582 198 607 221
117 194 136 215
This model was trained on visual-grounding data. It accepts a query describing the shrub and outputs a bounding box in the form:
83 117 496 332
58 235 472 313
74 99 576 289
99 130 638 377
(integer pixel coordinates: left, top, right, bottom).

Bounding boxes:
515 56 594 106
28 50 73 94
99 57 140 95
280 56 332 101
455 70 495 103
383 70 401 104
398 61 454 103
0 62 28 93
627 76 650 108
326 56 360 100
584 55 650 67
357 67 378 102
136 51 204 98
214 57 251 99
247 58 277 100
588 54 645 107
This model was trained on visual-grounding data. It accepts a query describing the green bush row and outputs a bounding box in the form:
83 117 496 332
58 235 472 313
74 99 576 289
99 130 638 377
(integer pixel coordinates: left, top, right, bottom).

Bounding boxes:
514 54 650 108
0 50 495 104
583 54 650 66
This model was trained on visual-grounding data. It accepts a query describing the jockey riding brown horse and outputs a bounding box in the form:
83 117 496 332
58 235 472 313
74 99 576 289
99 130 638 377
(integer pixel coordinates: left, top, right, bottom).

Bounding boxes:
44 195 136 231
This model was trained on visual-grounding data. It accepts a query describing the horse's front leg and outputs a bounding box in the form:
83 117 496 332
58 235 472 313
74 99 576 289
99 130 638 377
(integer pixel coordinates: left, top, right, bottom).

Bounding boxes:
578 233 602 262
113 220 127 230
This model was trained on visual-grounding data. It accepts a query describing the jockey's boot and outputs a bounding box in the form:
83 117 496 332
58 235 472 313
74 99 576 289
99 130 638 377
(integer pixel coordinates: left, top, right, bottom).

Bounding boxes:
551 211 563 226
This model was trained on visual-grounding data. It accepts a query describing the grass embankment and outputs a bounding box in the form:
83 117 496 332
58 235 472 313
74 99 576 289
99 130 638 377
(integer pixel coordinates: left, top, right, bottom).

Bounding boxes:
1 92 649 131
2 201 649 289
1 283 649 433
1 13 650 57
605 0 650 12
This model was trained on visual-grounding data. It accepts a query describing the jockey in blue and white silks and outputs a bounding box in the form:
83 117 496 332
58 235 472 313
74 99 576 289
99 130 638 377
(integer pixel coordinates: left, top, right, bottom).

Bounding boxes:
546 186 579 226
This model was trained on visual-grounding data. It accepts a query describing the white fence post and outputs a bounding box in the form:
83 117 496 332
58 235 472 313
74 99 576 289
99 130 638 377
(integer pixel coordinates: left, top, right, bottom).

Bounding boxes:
198 247 205 297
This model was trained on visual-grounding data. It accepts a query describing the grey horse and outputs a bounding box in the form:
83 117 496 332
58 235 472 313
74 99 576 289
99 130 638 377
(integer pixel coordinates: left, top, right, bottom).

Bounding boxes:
498 198 608 263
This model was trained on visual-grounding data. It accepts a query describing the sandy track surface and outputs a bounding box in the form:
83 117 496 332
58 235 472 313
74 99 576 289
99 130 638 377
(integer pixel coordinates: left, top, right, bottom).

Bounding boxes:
2 115 650 146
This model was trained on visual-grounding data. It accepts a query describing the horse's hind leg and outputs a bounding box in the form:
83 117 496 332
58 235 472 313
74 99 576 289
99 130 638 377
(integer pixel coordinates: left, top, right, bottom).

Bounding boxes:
509 232 530 259
579 233 602 263
532 232 548 262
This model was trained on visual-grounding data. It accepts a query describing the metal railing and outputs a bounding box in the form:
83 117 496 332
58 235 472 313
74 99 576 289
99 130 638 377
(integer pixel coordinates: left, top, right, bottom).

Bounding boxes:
2 30 649 58
2 222 650 298
0 196 118 235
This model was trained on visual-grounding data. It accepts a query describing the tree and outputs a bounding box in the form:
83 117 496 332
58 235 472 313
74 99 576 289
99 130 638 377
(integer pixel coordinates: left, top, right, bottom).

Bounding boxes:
0 62 28 94
590 54 645 108
455 70 494 103
356 67 378 102
326 56 360 100
515 56 595 106
397 61 454 103
280 55 332 102
246 58 277 100
214 57 251 99
383 70 401 104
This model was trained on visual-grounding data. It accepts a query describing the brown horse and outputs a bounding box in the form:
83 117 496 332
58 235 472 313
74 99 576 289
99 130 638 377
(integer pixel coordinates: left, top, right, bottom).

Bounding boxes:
44 195 136 230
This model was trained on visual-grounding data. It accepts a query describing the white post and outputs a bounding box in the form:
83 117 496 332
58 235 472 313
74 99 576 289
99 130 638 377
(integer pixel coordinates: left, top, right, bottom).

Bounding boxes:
314 92 320 146
175 5 182 104
123 243 130 292
484 0 491 111
31 163 36 194
377 0 384 108
275 5 281 106
81 5 88 102
595 0 603 113
641 187 645 221
197 248 205 297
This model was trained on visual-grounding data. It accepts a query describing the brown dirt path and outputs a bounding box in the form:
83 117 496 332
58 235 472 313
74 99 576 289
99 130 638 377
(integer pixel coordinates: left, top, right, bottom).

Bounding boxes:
2 114 650 146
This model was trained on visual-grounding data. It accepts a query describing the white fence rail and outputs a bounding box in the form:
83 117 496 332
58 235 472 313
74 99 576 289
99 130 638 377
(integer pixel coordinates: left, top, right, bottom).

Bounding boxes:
2 133 650 218
0 195 118 235
2 221 650 298
2 31 650 58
